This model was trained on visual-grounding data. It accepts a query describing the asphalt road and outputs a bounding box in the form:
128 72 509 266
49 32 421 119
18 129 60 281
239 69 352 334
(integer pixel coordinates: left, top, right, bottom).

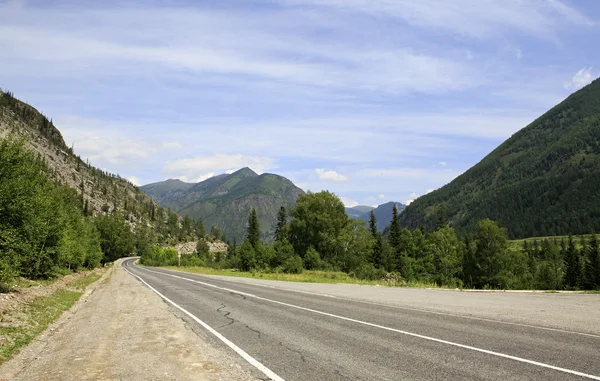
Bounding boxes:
122 259 600 381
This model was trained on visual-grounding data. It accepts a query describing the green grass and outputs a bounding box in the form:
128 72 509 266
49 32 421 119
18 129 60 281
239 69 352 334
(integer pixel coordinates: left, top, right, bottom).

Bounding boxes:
0 271 103 365
161 266 439 289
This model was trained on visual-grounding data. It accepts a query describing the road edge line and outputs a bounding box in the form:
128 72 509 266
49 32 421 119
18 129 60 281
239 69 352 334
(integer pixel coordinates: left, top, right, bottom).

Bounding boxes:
122 261 285 381
139 265 600 381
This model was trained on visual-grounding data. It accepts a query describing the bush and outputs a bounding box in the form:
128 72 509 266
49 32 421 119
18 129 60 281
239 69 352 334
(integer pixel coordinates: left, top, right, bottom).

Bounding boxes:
282 255 304 274
303 246 321 270
351 263 387 281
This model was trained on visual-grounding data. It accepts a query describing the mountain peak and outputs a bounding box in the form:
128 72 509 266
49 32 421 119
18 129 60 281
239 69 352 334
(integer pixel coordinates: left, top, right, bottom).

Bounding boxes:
231 167 258 177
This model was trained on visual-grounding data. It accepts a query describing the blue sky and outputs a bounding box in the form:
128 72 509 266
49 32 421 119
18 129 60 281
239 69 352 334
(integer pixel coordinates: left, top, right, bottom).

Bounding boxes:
1 0 599 207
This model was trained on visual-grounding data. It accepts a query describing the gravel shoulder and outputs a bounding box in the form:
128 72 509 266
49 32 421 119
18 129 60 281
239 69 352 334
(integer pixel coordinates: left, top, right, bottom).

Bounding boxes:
0 260 258 381
186 271 600 336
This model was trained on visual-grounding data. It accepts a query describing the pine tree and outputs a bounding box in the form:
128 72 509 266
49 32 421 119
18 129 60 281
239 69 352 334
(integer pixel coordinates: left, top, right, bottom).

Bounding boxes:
368 210 377 237
564 234 580 289
435 204 447 230
274 206 287 241
388 204 401 249
195 217 205 239
583 234 600 290
247 207 260 248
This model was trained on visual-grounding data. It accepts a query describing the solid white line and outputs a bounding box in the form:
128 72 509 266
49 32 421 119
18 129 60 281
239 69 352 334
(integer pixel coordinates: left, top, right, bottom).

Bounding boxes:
138 265 600 381
156 267 600 339
122 261 284 381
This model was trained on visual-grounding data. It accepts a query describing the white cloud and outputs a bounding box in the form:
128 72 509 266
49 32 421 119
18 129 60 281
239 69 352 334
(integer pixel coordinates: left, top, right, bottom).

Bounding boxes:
439 161 447 166
315 168 348 182
564 67 596 90
426 188 434 194
339 196 359 207
378 194 385 199
406 199 414 206
284 0 592 39
164 154 277 181
163 141 183 150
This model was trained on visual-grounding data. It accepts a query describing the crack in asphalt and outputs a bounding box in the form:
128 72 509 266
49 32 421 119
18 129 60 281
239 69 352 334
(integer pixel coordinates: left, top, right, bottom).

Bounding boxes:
279 341 306 363
229 291 247 300
245 324 262 339
216 303 235 328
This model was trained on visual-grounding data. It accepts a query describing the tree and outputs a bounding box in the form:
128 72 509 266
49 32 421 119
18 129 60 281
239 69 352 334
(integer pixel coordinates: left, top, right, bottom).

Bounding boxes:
196 238 210 260
431 226 462 287
288 191 348 261
472 219 508 289
274 206 288 242
583 234 600 290
388 204 401 249
247 207 260 248
564 234 580 289
238 239 256 271
368 211 377 237
435 204 447 230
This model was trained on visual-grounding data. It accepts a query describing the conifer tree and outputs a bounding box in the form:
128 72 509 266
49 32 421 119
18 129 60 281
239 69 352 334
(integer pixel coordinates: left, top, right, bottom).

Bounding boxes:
368 210 377 237
388 204 401 249
583 234 600 290
564 234 580 289
274 206 287 242
247 207 260 248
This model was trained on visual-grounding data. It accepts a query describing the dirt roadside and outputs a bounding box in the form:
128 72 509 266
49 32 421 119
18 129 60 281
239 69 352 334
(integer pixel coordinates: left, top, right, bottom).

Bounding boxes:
0 260 258 381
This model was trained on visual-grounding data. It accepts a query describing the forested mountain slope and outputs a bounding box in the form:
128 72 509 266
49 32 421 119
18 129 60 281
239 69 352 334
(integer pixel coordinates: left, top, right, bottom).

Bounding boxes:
142 168 305 242
399 79 600 238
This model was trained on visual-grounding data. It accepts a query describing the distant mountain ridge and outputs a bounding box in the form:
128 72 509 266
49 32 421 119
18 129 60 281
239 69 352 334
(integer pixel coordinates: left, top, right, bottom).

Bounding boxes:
399 78 600 238
346 201 406 232
141 168 305 242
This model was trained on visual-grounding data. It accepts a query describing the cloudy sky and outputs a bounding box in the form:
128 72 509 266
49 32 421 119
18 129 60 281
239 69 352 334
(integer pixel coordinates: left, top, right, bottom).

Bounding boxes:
1 0 598 207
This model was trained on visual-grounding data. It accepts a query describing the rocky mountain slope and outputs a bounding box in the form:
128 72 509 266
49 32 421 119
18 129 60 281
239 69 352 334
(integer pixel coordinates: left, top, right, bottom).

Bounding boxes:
399 79 600 238
0 89 170 231
142 168 305 242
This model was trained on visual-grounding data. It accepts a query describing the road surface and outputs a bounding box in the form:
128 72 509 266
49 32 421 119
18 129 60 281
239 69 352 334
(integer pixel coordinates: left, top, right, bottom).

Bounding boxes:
123 259 600 381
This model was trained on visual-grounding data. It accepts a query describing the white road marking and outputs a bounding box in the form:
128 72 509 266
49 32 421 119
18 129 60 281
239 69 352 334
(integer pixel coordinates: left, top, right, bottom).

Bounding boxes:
216 278 600 339
136 264 600 381
122 261 284 381
151 266 600 339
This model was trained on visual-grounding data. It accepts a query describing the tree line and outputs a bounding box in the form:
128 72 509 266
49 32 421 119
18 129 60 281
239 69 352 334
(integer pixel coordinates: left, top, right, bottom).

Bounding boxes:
144 191 600 290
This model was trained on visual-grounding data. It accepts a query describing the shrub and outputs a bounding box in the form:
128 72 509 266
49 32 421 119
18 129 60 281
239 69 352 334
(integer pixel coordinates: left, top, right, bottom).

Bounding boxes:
282 255 304 274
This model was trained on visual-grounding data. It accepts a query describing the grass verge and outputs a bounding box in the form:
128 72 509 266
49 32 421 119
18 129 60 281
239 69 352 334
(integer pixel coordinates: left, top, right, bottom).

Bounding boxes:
0 271 103 365
161 266 439 288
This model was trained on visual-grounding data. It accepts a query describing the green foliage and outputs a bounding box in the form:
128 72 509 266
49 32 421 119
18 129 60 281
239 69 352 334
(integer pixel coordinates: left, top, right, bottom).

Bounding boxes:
238 239 256 271
274 206 288 241
196 238 210 258
399 79 600 238
0 139 104 285
288 191 349 260
583 234 600 289
247 207 260 248
303 246 321 270
94 213 134 264
282 255 303 274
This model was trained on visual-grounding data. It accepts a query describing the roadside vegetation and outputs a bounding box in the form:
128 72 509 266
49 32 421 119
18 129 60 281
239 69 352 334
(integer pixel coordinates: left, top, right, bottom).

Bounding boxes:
0 270 103 364
142 192 600 291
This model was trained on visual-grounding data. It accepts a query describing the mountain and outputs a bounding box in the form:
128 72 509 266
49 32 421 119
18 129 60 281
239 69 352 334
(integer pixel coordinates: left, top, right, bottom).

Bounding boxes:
345 205 375 219
345 202 405 232
399 79 600 238
0 89 168 230
141 168 305 242
363 202 406 232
